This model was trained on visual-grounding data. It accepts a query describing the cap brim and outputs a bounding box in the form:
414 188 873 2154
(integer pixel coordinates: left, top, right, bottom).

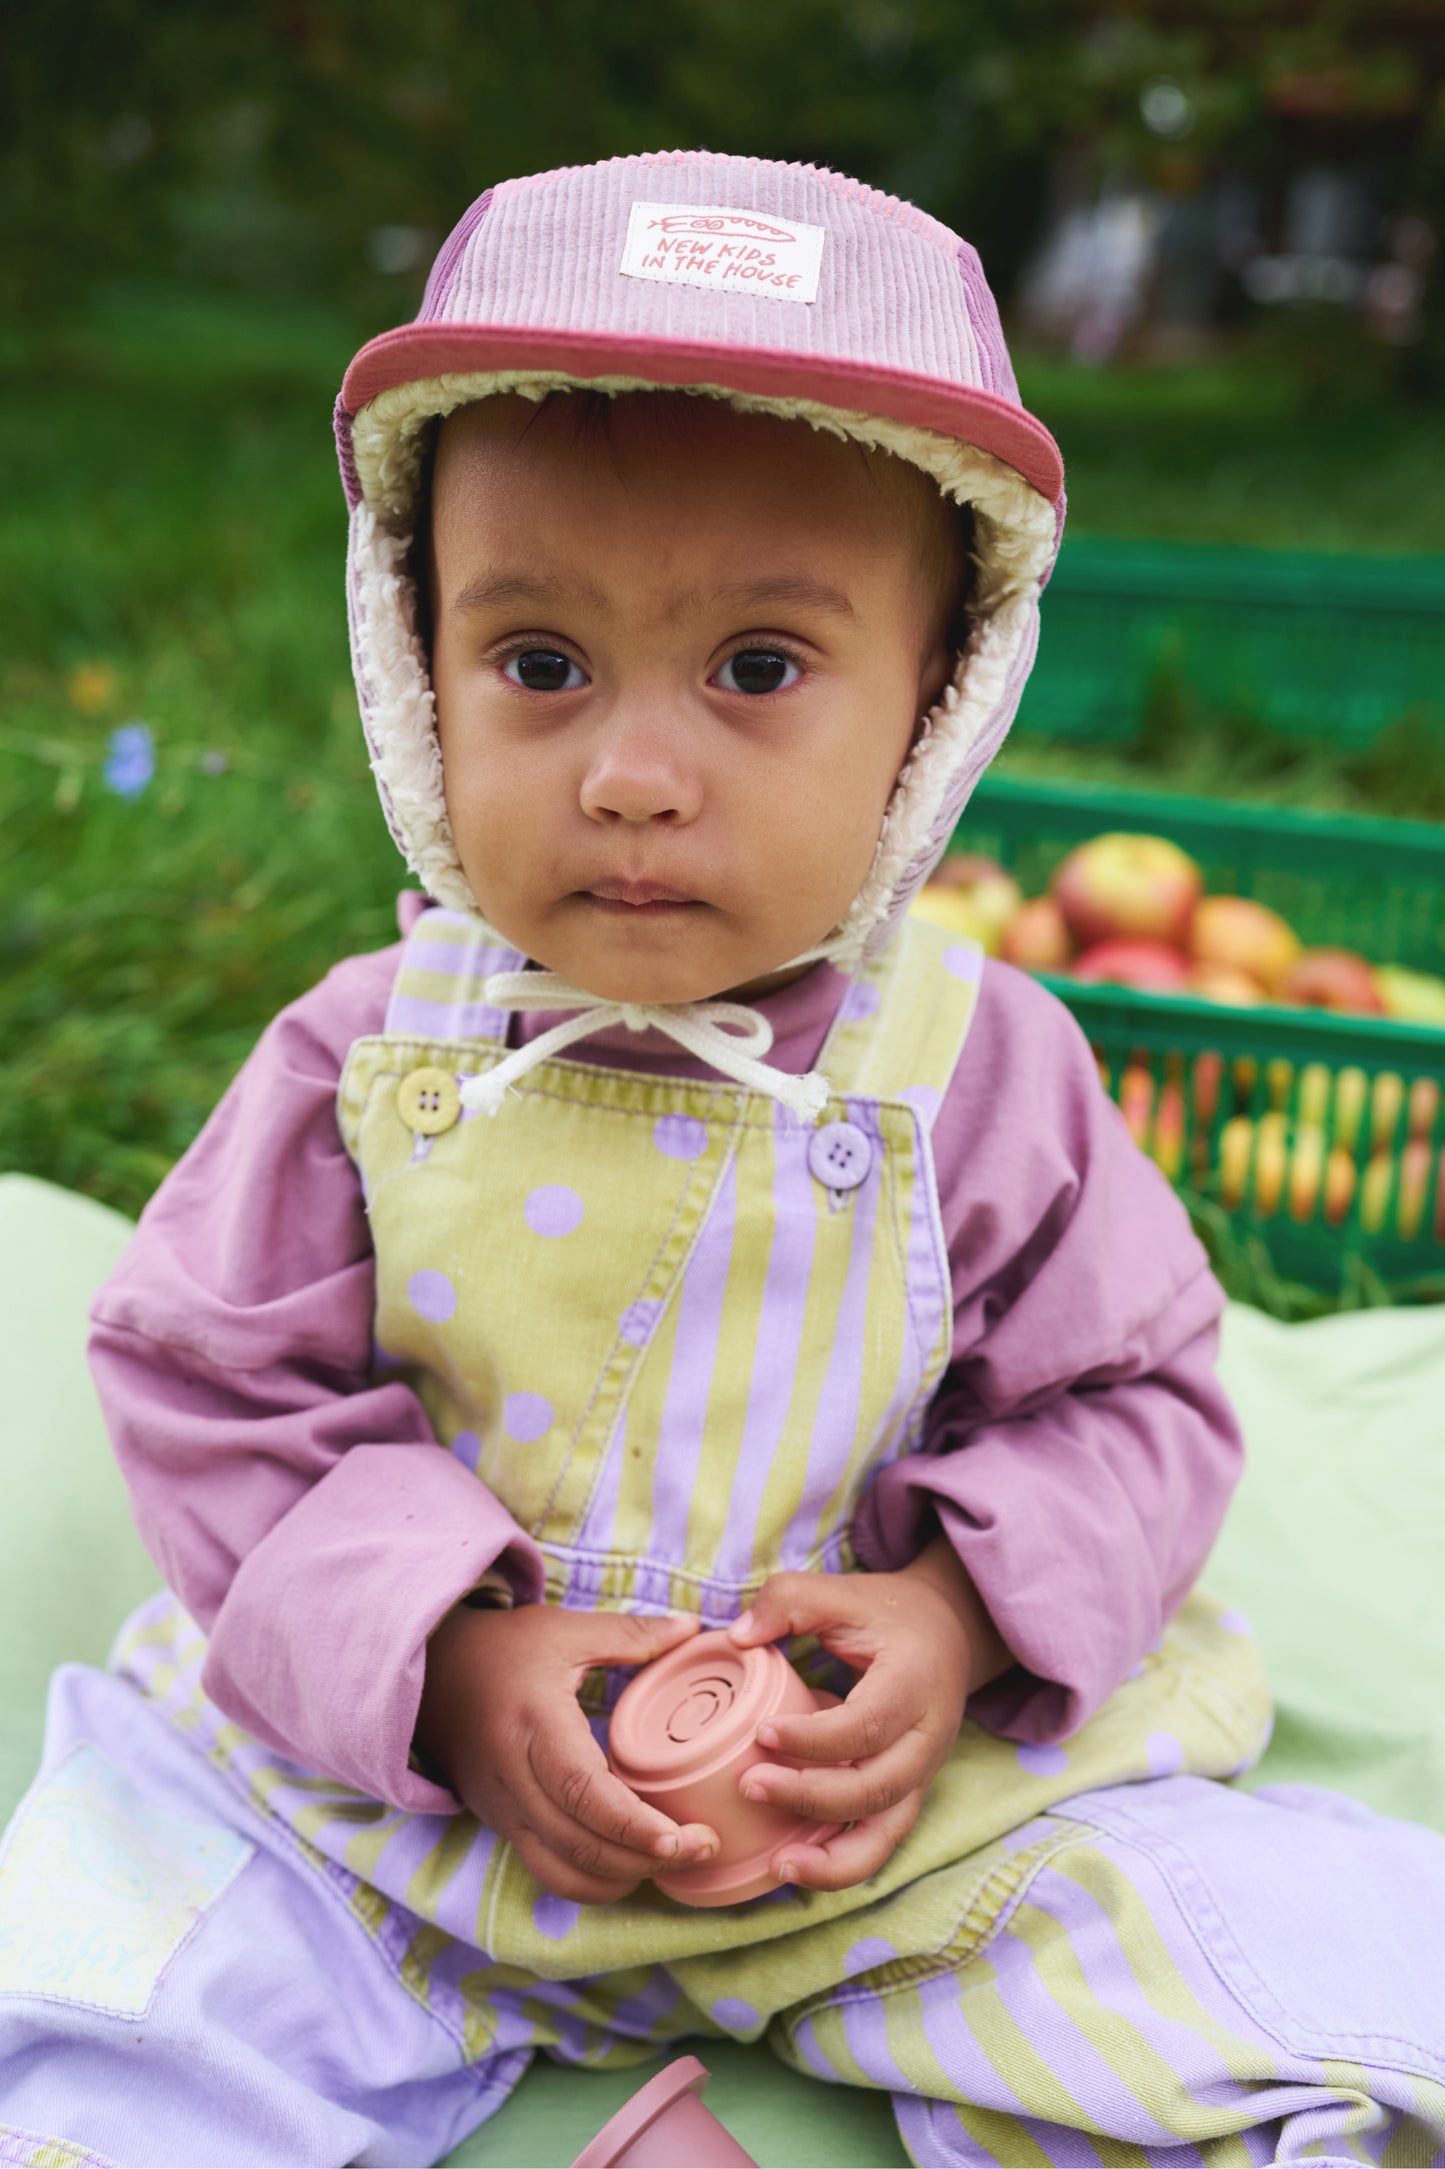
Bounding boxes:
341 323 1064 506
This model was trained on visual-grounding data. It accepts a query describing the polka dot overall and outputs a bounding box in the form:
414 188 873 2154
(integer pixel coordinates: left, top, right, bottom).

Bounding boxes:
95 907 1312 2163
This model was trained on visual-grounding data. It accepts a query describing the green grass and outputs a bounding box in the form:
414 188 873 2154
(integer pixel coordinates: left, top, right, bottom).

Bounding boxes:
4 289 1444 1319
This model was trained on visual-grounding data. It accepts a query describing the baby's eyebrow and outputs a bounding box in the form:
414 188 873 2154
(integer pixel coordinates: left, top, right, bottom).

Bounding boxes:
449 571 609 617
711 575 858 623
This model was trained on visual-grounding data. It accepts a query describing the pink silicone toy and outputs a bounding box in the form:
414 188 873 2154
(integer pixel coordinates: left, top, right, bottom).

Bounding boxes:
570 2055 758 2168
607 1629 843 1905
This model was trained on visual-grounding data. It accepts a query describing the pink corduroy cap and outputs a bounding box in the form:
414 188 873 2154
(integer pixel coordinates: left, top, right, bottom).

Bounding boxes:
337 150 1065 968
337 152 1063 512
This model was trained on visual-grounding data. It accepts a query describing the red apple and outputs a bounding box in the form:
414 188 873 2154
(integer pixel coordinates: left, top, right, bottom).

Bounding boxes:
1277 948 1386 1016
1000 896 1074 973
1188 896 1300 994
1072 938 1193 993
1050 832 1203 949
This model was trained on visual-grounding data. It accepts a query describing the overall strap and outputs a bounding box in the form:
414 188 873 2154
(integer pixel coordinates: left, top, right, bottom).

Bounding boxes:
383 907 525 1044
817 914 984 1123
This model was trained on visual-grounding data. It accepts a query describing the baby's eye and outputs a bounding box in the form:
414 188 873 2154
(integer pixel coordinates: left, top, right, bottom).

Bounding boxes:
714 648 802 696
503 649 587 692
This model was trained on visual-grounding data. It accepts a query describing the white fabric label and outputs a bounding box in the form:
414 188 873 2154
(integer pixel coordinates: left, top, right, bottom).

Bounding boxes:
0 1741 253 2014
619 202 825 303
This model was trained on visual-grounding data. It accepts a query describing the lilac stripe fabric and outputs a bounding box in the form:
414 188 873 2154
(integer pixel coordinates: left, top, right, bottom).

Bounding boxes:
713 1109 821 1584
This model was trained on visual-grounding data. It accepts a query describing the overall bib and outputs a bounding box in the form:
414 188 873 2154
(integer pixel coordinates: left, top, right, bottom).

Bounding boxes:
5 913 1443 2168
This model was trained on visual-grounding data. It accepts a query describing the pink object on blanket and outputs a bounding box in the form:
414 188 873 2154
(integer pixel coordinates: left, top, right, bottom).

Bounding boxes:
571 2056 757 2168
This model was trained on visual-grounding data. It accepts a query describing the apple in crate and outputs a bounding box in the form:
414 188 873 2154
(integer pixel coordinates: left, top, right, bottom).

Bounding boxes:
1188 897 1300 994
1187 962 1264 1006
1050 832 1203 949
1374 965 1445 1027
912 854 1023 955
1277 949 1385 1016
1072 939 1193 993
1000 896 1073 973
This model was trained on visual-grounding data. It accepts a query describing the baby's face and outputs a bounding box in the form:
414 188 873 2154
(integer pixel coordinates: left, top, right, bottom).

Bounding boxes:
429 393 958 1003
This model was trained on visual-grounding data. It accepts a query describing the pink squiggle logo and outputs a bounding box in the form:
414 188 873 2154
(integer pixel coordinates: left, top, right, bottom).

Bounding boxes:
651 214 799 243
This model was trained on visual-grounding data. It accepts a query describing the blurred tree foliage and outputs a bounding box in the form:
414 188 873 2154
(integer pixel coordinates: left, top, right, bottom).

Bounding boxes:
4 0 1441 336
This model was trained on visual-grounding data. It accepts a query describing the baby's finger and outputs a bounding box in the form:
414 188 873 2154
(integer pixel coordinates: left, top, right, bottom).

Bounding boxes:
741 1729 930 1824
527 1712 713 1862
756 1659 922 1765
773 1791 922 1894
509 1823 647 1908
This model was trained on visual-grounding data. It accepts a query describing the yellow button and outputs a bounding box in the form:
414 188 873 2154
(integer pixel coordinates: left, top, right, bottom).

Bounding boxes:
397 1066 461 1136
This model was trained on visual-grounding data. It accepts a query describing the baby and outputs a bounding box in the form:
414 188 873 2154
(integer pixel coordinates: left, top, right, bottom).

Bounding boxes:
6 152 1445 2168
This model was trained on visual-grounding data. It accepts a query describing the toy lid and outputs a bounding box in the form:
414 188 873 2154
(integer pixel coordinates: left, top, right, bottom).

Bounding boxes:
608 1632 790 1789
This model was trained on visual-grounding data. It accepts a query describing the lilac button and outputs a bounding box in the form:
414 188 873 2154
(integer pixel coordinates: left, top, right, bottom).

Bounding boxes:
807 1120 873 1192
652 1113 708 1161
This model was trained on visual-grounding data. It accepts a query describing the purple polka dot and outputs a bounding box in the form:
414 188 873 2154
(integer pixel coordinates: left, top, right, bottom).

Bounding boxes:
652 1113 708 1161
532 1891 581 1940
619 1299 662 1348
1147 1731 1185 1778
944 944 983 983
838 981 881 1022
844 1937 898 1976
1016 1742 1069 1778
450 1429 482 1472
524 1184 584 1238
1219 1608 1253 1636
711 1996 760 2032
898 1084 942 1127
408 1269 456 1323
505 1392 554 1443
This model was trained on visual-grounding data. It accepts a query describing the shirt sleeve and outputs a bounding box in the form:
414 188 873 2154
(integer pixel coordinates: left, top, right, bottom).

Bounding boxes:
86 935 545 1812
850 959 1244 1744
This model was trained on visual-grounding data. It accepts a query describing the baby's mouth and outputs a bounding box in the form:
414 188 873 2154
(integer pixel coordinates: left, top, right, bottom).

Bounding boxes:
581 880 703 914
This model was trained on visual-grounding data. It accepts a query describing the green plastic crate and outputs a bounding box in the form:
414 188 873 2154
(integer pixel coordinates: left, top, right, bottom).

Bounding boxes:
950 775 1445 1300
1022 539 1445 749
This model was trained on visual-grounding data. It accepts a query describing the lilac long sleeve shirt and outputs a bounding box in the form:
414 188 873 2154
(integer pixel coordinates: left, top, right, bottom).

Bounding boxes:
88 906 1242 1812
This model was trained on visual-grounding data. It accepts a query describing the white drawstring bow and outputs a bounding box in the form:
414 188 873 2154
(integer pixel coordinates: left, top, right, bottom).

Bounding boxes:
456 971 830 1125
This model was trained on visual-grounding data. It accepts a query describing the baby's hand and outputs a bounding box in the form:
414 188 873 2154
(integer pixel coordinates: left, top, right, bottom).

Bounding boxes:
415 1604 720 1903
727 1538 1011 1893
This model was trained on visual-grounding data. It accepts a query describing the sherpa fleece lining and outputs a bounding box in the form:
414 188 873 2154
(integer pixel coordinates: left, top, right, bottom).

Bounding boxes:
347 370 1058 966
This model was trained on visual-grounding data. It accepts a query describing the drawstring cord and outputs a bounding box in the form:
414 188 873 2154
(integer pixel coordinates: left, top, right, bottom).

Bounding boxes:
456 971 830 1125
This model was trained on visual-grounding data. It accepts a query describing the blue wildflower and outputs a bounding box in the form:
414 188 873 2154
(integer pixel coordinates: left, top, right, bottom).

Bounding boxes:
102 722 156 798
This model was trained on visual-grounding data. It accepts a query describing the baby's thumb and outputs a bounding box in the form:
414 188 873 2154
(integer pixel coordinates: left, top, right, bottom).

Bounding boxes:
728 1570 838 1649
